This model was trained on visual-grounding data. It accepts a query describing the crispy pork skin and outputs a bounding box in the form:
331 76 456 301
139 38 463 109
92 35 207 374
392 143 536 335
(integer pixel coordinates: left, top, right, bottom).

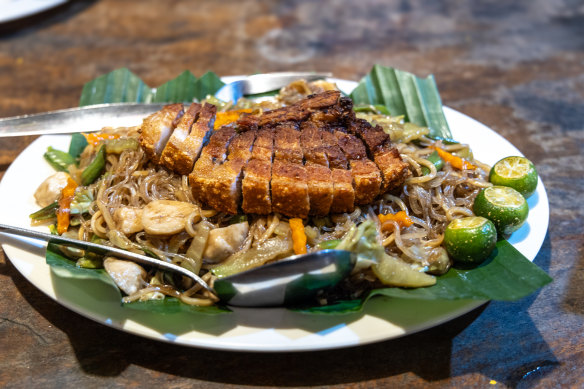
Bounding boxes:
330 168 355 213
139 103 184 164
189 127 237 207
271 159 310 218
305 162 334 215
145 92 410 218
242 129 274 214
206 130 256 214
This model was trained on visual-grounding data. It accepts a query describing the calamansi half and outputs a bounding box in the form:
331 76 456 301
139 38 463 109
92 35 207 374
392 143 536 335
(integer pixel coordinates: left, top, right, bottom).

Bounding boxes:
473 186 529 236
489 156 538 198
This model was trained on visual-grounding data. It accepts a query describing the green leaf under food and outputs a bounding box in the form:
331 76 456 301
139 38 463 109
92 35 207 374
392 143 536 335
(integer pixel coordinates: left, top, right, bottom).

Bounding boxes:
79 68 225 106
298 240 552 314
46 244 228 315
123 298 230 315
350 64 452 139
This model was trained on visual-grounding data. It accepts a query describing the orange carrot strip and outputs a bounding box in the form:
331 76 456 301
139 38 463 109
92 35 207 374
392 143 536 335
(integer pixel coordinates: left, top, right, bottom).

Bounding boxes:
214 109 253 129
56 176 78 234
85 132 120 146
433 147 476 170
289 218 307 255
378 211 414 232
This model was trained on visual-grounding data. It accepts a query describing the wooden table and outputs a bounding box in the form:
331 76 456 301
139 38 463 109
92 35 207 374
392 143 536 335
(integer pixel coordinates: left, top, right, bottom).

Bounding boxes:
1 1 582 387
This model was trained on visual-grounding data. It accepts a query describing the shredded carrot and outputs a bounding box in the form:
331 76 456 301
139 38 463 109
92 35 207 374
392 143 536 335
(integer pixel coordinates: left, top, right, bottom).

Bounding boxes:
56 176 78 234
378 211 414 232
289 218 307 255
85 132 120 146
432 146 476 170
214 109 253 129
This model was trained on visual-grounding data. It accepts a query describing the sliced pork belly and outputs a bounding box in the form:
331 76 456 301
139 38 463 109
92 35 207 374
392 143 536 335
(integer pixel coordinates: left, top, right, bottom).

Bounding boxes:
348 118 410 191
335 131 367 160
320 130 348 169
300 122 328 166
274 124 303 164
139 103 184 164
237 90 341 131
242 129 274 214
305 162 333 215
159 103 217 175
334 130 381 204
271 159 310 218
330 168 355 214
308 96 354 127
349 160 382 204
241 160 272 214
205 131 256 214
189 127 237 207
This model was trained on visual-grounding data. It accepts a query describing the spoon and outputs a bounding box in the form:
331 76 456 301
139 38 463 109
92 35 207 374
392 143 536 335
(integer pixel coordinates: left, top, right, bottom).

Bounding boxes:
0 223 355 307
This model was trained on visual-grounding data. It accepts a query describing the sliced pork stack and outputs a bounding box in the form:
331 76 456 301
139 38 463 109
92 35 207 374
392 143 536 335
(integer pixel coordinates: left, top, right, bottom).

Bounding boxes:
139 90 410 218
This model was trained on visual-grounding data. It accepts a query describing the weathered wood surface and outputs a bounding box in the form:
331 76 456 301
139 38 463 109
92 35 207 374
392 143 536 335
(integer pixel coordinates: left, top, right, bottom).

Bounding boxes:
1 1 582 387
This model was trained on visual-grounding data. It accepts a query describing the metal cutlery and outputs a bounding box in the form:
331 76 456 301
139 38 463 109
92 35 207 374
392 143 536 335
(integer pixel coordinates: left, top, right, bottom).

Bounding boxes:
0 72 331 138
0 223 355 307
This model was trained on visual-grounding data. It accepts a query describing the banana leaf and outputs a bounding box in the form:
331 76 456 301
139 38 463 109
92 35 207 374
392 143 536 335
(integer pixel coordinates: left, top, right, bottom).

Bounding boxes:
350 64 452 138
46 243 229 314
79 68 225 106
55 66 552 316
296 240 553 314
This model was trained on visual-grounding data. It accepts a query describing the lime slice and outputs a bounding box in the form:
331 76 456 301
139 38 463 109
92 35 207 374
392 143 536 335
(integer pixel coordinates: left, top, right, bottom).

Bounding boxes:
443 216 497 265
489 156 538 198
473 186 529 236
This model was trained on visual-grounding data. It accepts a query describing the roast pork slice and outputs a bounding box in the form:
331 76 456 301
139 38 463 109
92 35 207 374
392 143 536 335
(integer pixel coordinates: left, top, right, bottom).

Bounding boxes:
305 162 334 216
139 103 184 164
271 159 310 218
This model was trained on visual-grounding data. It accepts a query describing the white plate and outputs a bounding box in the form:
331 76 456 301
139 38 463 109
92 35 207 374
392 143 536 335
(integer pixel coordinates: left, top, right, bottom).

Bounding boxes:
0 78 549 352
0 0 68 24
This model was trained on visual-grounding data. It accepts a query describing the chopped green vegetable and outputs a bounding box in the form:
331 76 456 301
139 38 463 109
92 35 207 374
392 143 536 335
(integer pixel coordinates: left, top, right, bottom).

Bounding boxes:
70 188 94 215
76 253 103 269
68 133 88 159
228 214 248 225
212 237 293 278
44 147 76 172
81 145 106 185
317 239 341 250
353 104 391 115
104 138 140 154
421 150 444 175
29 201 59 221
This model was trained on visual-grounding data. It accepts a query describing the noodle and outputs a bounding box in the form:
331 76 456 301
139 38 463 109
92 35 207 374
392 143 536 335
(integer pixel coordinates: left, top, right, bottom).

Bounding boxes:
46 85 492 307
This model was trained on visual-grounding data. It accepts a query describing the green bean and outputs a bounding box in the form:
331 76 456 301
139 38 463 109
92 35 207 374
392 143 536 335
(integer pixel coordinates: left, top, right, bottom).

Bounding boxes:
81 145 106 185
29 201 59 220
44 147 75 172
421 150 444 175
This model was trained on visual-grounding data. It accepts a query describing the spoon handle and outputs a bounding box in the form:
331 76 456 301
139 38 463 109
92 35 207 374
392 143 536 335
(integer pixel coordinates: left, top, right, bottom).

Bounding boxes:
0 223 216 296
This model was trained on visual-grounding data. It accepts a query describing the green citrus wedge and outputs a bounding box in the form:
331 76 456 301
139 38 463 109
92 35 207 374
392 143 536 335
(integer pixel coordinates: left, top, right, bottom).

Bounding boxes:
473 186 529 236
444 216 497 265
489 156 538 198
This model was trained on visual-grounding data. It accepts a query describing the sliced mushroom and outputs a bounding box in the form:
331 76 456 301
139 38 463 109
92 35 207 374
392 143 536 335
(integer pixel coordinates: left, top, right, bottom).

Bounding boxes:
34 171 70 207
103 257 147 295
113 207 144 235
203 221 249 263
141 200 197 235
